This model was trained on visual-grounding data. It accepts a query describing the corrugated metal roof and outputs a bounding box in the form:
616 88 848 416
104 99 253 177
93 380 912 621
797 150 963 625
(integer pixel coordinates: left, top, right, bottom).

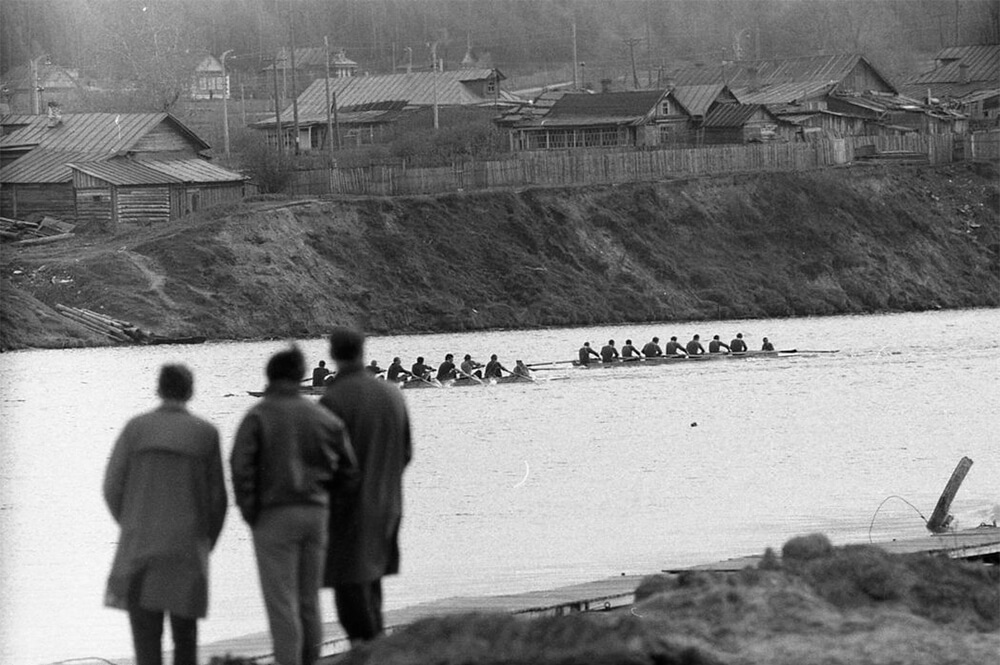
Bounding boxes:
261 70 512 125
547 90 666 118
910 44 999 85
0 113 208 153
703 104 773 128
141 159 245 183
671 84 725 117
732 81 836 105
70 159 181 185
671 54 895 93
0 148 107 183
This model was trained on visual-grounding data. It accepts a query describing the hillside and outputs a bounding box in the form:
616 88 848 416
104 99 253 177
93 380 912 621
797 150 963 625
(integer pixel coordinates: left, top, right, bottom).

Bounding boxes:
1 162 997 351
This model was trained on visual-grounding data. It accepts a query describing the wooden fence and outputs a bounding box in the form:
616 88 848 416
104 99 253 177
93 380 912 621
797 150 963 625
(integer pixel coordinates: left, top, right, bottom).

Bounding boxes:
285 133 984 197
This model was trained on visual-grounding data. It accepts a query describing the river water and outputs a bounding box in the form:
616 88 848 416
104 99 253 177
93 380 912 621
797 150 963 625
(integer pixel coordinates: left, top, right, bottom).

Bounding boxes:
1 309 998 664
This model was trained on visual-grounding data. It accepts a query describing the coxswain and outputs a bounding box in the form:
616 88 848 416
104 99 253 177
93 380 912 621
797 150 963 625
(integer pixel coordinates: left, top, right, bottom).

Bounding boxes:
730 333 748 353
686 334 706 355
512 360 532 378
708 335 731 354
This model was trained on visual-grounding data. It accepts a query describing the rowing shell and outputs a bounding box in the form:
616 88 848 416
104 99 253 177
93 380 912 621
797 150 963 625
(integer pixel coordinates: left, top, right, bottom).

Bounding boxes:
573 349 802 368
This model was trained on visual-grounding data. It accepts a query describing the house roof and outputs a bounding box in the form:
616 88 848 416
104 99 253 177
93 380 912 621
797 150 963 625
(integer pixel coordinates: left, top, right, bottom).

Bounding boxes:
259 69 515 125
671 84 726 117
703 104 776 128
732 80 836 105
1 148 106 183
671 54 895 94
0 63 82 91
547 90 666 118
910 44 999 85
0 113 209 153
263 47 358 71
69 158 245 185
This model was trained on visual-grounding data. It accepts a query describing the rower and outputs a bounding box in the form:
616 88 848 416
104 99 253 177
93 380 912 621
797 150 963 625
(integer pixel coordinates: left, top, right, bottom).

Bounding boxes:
461 353 484 379
366 359 386 377
641 337 663 357
411 356 434 380
621 339 643 361
664 336 687 356
512 360 532 378
600 340 619 363
436 354 458 381
730 333 748 353
686 335 706 355
484 354 509 379
761 337 775 351
311 360 330 386
386 357 411 383
708 335 731 354
578 342 601 366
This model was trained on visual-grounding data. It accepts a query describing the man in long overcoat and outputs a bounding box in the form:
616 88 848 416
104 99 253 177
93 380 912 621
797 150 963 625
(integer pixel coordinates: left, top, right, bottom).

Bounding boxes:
319 327 412 644
104 364 227 665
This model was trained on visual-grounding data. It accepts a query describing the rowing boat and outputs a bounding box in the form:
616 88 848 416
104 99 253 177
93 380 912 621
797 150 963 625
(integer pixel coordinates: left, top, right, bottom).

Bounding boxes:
573 349 803 368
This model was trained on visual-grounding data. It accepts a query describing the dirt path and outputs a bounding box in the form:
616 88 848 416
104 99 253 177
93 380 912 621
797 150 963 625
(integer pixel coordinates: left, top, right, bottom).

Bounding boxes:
120 250 177 309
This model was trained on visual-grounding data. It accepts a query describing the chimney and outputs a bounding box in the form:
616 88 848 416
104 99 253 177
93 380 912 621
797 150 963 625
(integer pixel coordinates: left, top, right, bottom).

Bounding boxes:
600 78 612 93
959 63 969 85
46 101 62 128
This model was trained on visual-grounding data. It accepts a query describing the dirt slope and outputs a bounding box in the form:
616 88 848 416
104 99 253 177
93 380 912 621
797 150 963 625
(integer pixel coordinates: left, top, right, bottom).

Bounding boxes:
1 162 997 350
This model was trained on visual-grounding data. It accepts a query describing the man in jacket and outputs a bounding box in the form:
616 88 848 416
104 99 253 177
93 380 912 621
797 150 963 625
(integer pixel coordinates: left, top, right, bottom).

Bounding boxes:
231 346 357 665
320 327 413 645
104 364 228 665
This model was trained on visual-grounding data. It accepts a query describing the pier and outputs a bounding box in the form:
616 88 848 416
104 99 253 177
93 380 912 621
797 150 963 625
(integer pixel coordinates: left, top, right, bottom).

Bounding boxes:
192 526 999 664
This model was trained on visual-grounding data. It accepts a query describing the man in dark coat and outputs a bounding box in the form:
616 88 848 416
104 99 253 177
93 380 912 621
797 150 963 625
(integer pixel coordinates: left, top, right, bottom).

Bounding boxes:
320 327 413 644
232 346 357 665
104 364 227 665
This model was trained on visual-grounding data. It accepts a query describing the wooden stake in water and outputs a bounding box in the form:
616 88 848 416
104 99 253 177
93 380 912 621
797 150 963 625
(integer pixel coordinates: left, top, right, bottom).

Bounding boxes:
926 456 974 534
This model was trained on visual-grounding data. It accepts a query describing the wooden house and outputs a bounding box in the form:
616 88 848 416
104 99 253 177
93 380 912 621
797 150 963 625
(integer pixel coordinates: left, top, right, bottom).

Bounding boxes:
505 89 688 151
261 47 359 100
700 104 786 144
254 68 515 151
0 62 84 114
0 112 245 224
190 54 228 100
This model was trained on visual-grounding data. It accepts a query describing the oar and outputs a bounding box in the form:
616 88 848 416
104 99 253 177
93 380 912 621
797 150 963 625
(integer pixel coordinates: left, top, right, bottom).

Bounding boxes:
795 349 839 353
455 366 485 385
526 359 578 368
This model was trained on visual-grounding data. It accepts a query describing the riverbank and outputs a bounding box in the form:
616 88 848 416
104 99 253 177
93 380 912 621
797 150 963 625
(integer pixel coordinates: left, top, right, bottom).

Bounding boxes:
1 162 997 351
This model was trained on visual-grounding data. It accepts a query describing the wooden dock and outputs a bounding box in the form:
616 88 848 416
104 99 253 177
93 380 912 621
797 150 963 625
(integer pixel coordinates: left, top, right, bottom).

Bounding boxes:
190 526 999 664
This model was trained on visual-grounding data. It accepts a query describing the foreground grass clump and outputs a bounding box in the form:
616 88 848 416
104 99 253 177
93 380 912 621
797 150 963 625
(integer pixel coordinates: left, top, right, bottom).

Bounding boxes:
338 534 999 665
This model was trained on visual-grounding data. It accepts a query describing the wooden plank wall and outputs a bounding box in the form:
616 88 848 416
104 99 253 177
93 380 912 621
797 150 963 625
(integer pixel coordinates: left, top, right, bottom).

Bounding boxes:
288 134 968 197
0 184 77 220
116 186 171 224
75 188 113 225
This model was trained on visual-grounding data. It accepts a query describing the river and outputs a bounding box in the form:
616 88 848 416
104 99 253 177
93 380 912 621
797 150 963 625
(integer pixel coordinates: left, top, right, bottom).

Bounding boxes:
1 309 997 664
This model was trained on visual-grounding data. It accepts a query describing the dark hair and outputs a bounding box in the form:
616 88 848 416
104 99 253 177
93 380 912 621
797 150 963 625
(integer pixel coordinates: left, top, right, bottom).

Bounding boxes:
267 346 306 382
158 364 194 401
329 327 365 361
318 360 326 367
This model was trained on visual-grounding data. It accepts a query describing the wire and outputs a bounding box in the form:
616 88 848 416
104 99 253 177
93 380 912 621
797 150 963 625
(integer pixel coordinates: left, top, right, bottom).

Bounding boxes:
868 494 928 543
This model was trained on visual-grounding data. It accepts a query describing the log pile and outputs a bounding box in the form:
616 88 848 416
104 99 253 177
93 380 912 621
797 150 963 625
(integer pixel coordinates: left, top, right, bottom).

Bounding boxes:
0 215 76 244
55 304 147 344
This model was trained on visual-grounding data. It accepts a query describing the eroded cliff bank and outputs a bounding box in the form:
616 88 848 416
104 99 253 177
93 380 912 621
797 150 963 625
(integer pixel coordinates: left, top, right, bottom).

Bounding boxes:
1 162 997 350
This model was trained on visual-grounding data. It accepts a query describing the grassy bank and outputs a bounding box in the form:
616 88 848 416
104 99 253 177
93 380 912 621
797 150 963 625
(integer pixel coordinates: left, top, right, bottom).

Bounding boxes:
1 162 997 350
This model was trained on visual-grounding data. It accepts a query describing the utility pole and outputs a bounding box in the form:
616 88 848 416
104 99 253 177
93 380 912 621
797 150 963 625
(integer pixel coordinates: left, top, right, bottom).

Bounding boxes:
30 54 47 115
624 38 642 89
325 36 334 157
271 53 283 156
289 10 300 155
431 42 439 130
572 19 578 89
221 49 233 158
